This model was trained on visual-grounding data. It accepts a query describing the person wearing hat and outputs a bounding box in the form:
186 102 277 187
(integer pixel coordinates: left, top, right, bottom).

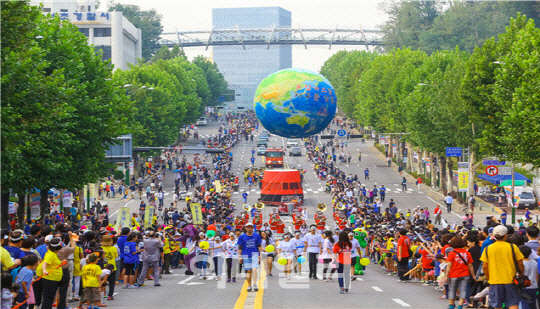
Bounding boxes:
238 222 262 292
101 235 118 300
480 225 525 309
303 224 323 280
37 237 66 309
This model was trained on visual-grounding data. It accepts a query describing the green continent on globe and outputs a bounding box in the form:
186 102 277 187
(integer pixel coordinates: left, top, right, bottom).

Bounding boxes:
254 70 324 108
286 115 309 128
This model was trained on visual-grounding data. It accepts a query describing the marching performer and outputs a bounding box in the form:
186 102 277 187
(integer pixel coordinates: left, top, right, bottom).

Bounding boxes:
269 210 280 234
235 214 245 231
293 210 304 232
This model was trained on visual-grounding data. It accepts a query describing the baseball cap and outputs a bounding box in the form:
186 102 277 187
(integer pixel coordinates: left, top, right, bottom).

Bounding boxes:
45 235 54 242
245 223 254 227
493 225 508 237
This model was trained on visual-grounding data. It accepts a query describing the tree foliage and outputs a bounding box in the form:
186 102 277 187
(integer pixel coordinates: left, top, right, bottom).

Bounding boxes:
1 1 134 226
379 1 540 54
192 55 229 107
108 2 163 61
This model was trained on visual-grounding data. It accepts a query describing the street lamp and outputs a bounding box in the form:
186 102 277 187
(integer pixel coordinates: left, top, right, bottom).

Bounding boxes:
493 61 506 65
123 84 133 88
417 83 436 87
35 35 44 39
105 78 112 81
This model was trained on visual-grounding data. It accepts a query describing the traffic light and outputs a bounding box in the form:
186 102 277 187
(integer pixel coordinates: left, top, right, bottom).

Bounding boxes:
349 134 364 139
320 135 334 140
205 149 225 153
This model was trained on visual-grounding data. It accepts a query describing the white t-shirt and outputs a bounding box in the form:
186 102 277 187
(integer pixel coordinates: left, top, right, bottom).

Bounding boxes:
223 239 239 259
292 238 305 255
277 240 296 259
100 269 111 279
303 233 323 253
321 239 334 259
261 238 275 253
209 241 223 256
350 239 361 258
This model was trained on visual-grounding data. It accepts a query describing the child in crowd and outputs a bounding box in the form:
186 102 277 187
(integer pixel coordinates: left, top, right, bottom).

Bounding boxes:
15 255 39 309
81 253 102 309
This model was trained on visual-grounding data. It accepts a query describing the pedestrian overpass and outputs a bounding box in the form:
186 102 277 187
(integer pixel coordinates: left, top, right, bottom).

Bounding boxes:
159 26 383 50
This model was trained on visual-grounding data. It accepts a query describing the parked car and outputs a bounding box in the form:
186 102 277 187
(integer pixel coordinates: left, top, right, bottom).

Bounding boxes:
289 147 302 156
257 147 266 156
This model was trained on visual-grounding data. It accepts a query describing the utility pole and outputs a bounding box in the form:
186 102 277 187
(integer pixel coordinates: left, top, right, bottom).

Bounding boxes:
512 162 516 224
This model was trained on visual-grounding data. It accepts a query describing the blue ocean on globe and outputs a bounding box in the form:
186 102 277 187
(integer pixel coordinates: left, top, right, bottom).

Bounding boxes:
253 68 337 138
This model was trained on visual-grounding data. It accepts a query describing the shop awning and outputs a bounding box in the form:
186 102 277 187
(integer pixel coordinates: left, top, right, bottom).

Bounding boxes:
477 173 531 185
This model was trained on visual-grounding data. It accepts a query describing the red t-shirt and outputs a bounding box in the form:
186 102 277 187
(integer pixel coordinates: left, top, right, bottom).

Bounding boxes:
446 248 472 278
418 249 434 269
332 243 352 264
441 244 451 258
397 236 411 258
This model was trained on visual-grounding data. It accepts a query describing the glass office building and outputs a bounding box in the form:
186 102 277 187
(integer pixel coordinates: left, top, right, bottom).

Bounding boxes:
213 7 292 110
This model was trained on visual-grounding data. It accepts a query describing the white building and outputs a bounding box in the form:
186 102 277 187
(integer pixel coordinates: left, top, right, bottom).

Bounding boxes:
30 0 142 71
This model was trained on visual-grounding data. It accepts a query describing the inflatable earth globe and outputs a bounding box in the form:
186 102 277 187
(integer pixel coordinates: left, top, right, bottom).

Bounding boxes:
253 68 337 138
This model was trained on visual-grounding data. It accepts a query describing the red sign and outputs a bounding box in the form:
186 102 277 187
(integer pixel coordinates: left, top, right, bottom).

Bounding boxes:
485 165 498 176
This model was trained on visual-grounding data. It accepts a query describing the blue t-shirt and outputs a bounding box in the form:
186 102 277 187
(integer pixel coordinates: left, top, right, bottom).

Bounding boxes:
70 207 77 216
5 246 25 260
123 242 138 264
16 267 34 293
237 233 262 258
242 193 248 199
36 244 48 260
117 235 128 259
365 170 369 175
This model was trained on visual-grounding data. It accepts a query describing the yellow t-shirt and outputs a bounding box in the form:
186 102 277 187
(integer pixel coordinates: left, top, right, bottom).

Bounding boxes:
1 247 14 271
37 251 63 281
82 263 103 288
102 246 118 271
73 246 83 276
163 239 171 254
480 241 524 284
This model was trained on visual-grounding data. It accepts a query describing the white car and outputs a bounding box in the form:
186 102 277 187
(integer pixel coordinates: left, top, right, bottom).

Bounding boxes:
196 117 207 126
286 139 299 148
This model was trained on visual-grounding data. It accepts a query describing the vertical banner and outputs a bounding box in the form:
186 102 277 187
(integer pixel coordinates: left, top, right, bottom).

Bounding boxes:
30 191 41 220
8 202 17 214
88 184 96 202
129 162 134 176
144 206 155 227
458 162 469 192
190 203 203 225
62 190 72 208
215 180 222 193
115 207 131 231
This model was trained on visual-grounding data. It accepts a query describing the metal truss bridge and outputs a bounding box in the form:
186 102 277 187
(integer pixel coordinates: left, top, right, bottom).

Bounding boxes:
159 26 383 50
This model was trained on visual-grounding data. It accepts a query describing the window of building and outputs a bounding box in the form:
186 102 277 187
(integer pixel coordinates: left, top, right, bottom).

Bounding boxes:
94 28 111 37
60 9 68 12
42 7 51 12
78 28 89 37
94 46 111 61
80 6 86 12
88 5 91 12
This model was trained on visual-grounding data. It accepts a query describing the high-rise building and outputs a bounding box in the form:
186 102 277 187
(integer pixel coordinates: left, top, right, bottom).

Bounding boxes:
212 7 292 110
30 0 142 71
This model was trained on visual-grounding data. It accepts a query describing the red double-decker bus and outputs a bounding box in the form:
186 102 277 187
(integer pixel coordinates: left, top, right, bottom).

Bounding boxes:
264 148 285 168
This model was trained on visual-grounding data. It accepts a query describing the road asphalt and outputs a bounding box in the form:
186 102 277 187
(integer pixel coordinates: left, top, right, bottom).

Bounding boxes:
98 118 499 309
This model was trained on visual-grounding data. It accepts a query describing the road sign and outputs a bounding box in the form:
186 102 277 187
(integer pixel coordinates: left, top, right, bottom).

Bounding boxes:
498 167 512 175
337 130 346 137
485 165 499 176
482 160 506 166
445 147 462 157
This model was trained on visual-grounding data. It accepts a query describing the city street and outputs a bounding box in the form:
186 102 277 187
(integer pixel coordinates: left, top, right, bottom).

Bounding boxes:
99 118 500 309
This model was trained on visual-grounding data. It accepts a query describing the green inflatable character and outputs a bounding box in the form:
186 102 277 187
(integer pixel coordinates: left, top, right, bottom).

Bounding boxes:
353 228 368 275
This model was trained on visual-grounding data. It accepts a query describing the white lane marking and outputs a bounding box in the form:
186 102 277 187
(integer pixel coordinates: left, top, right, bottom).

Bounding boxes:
393 299 411 307
372 286 383 292
178 276 195 284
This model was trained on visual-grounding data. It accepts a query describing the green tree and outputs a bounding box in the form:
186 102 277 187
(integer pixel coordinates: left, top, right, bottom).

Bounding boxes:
151 45 186 62
1 1 133 226
192 55 229 107
108 2 163 60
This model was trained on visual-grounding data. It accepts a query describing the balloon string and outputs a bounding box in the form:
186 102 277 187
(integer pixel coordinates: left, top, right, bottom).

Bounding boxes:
12 260 67 309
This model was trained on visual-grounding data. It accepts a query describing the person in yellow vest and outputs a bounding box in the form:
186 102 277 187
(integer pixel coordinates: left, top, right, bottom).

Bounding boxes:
162 233 172 274
169 233 182 269
72 240 84 302
131 213 140 229
101 235 118 300
152 214 158 228
37 237 66 309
